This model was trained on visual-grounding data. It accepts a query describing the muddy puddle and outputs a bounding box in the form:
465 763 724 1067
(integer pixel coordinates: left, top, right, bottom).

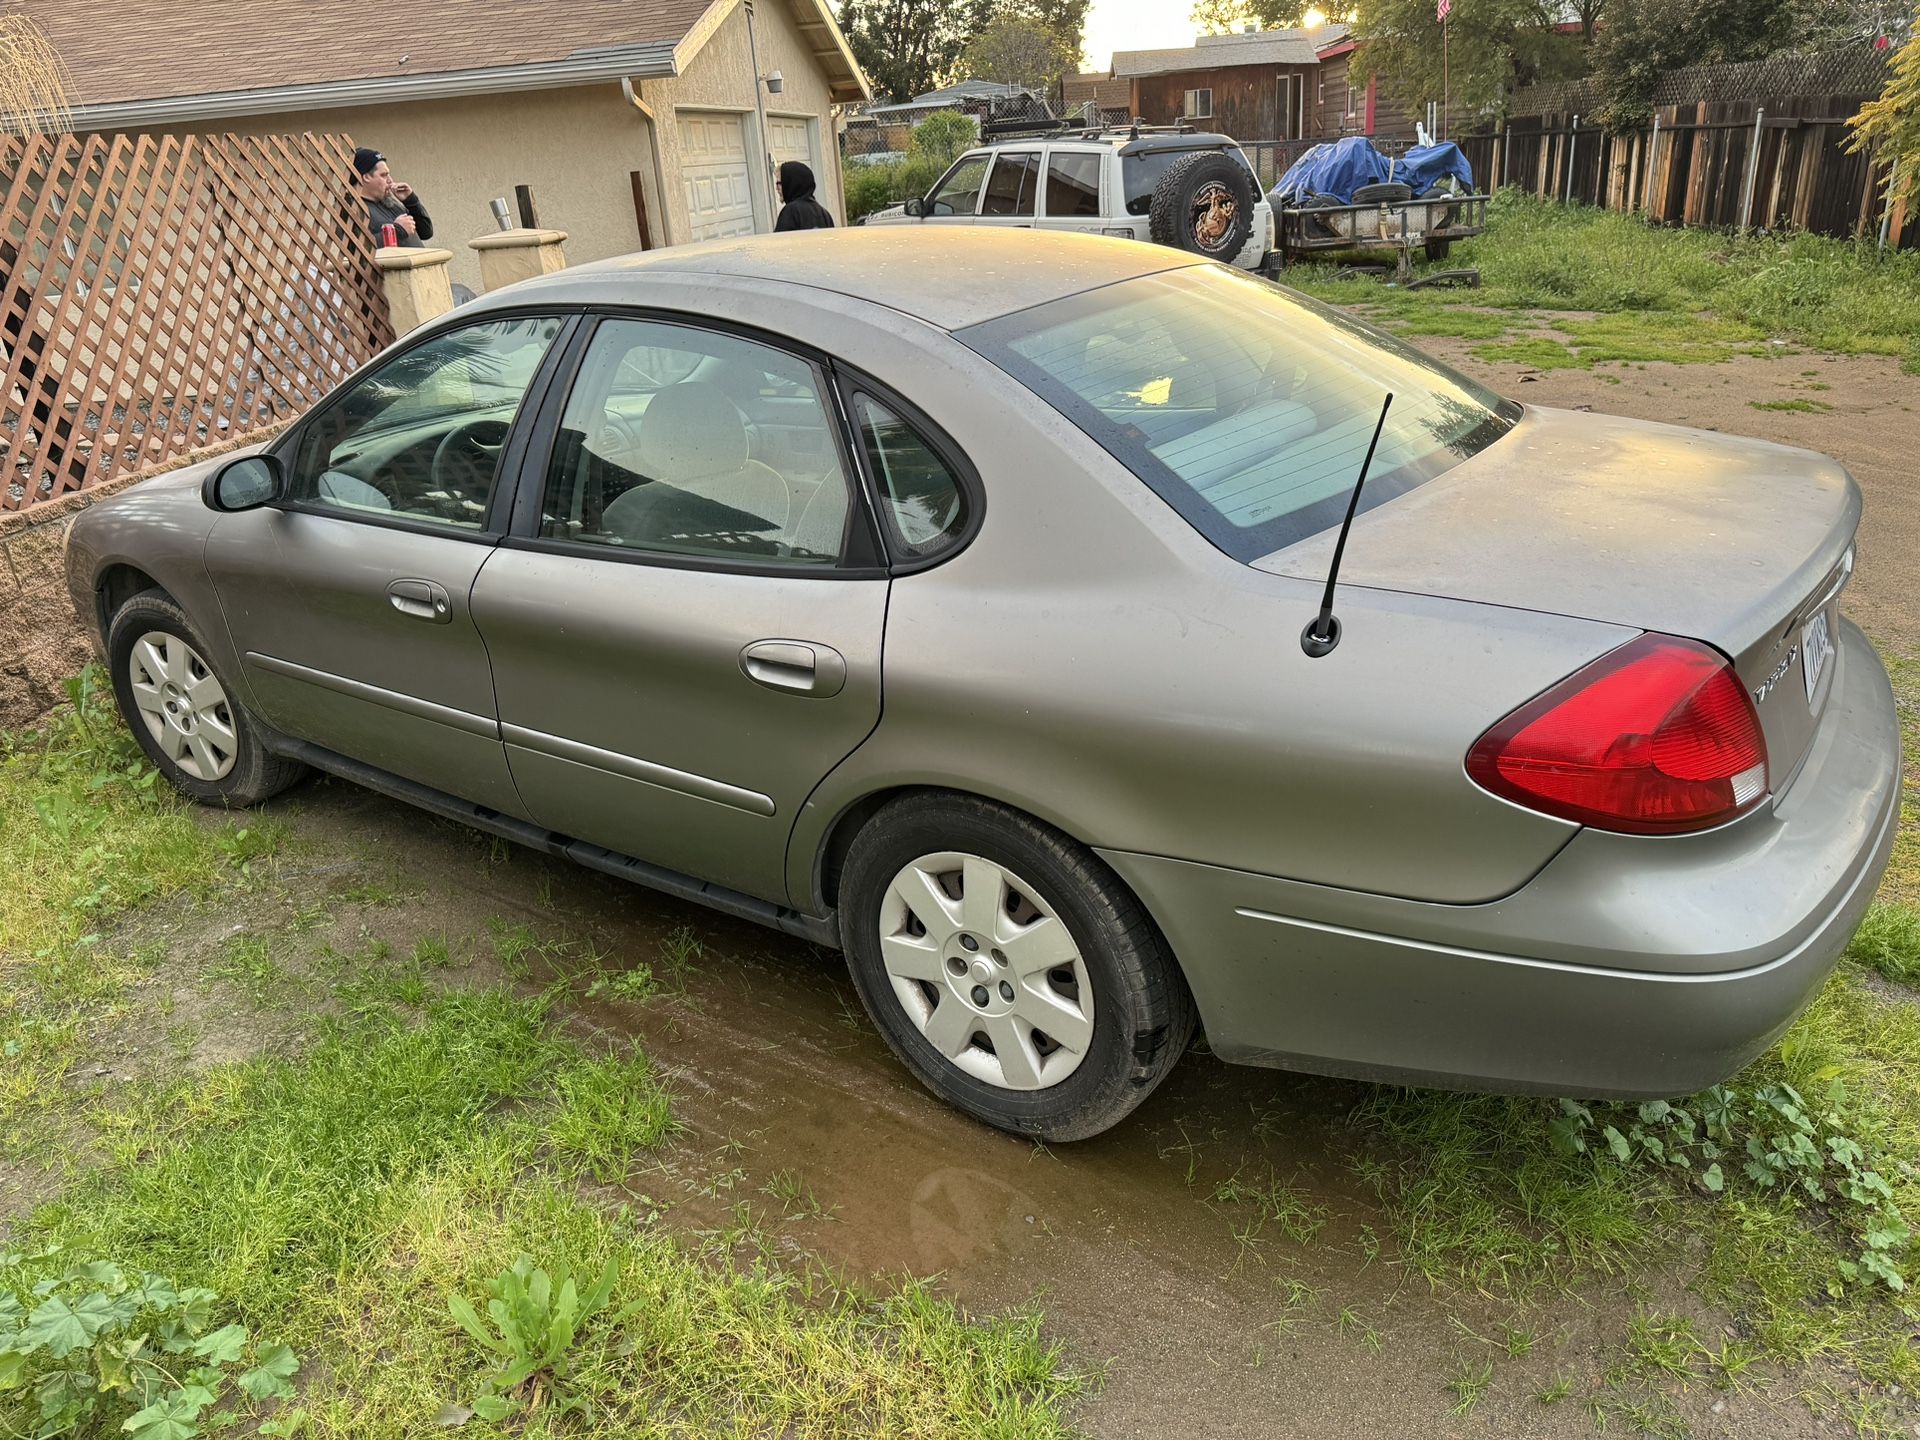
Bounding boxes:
268 780 1833 1440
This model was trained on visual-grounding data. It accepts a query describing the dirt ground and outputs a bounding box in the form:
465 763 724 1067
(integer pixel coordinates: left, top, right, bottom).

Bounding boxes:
16 345 1919 1439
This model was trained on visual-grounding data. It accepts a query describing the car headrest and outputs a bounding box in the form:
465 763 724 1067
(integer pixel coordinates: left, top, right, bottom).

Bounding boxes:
636 381 749 486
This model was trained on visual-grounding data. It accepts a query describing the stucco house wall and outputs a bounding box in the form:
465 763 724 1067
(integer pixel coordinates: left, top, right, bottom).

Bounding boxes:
128 0 848 292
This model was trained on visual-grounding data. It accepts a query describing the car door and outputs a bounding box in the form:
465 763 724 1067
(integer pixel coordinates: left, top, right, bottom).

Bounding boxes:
1034 148 1107 237
470 315 889 904
977 149 1041 228
204 313 570 818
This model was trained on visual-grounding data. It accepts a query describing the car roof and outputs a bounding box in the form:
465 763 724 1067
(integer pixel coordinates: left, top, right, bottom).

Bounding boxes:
472 227 1203 332
978 130 1241 156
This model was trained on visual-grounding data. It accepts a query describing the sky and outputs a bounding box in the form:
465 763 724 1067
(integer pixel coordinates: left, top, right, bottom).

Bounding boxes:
1083 0 1204 70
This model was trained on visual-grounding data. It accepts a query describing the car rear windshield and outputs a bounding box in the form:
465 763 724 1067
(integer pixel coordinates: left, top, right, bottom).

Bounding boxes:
1121 145 1257 215
960 265 1520 562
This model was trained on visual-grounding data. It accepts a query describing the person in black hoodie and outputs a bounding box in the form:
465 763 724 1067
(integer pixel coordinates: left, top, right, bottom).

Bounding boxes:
774 161 836 232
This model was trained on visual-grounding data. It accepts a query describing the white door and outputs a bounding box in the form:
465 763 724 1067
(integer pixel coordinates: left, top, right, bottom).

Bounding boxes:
768 116 814 174
677 112 756 241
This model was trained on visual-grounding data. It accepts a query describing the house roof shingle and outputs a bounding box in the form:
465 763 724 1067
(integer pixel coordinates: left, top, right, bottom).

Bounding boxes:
1111 29 1321 78
24 0 867 120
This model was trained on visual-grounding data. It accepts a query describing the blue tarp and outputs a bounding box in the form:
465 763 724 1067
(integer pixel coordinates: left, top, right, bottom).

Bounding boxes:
1269 136 1390 206
1269 136 1476 206
1398 141 1474 196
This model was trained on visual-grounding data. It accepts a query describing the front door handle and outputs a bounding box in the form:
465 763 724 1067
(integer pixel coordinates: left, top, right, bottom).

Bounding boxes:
741 640 847 698
388 578 452 624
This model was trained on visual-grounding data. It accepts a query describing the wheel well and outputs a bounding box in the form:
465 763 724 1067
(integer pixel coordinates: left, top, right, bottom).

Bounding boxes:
96 564 162 635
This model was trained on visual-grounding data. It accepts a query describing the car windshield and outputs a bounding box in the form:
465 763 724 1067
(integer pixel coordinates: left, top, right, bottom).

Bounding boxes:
1122 145 1257 216
960 265 1520 562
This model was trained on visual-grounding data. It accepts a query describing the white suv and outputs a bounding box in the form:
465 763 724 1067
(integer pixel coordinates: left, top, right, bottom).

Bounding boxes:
866 128 1274 273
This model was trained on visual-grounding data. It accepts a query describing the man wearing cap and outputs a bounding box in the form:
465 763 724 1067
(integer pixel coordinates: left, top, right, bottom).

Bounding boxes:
353 147 434 248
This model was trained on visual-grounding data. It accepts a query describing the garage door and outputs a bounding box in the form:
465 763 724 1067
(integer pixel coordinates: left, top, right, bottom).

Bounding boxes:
677 112 756 242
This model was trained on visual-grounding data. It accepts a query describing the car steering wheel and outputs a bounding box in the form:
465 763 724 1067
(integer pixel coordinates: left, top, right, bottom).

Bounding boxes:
429 418 512 513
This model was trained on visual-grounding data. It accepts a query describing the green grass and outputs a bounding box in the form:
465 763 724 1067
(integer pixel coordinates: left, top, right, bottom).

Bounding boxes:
1751 397 1836 413
1847 903 1920 987
1 686 1092 1438
1289 190 1920 366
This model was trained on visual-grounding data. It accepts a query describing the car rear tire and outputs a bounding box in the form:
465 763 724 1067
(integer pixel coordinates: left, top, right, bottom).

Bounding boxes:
839 793 1195 1141
1148 151 1256 261
107 588 307 808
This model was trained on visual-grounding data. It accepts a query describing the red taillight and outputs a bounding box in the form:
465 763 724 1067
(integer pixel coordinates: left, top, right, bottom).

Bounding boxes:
1467 634 1769 835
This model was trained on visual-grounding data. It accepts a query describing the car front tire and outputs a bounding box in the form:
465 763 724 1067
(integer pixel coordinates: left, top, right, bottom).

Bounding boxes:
107 588 307 808
839 793 1195 1142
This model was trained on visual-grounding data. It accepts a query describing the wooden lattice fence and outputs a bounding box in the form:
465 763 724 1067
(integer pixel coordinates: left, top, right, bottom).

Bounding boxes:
1 131 394 514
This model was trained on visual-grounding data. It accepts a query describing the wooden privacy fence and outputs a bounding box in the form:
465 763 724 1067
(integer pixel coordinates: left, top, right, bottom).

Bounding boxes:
1460 49 1911 246
1 131 394 514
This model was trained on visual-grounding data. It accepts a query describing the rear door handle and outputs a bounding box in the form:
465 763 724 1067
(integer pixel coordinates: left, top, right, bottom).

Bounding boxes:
388 578 452 624
741 640 847 698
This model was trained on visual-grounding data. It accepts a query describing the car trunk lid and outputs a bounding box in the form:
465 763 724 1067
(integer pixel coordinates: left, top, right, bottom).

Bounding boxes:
1254 406 1860 792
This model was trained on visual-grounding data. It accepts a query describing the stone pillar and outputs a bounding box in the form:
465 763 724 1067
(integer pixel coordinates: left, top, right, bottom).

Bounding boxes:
374 246 456 334
469 229 570 292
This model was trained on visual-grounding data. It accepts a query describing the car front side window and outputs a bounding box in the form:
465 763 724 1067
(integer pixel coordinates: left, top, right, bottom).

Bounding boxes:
538 319 857 568
928 154 991 216
286 315 563 531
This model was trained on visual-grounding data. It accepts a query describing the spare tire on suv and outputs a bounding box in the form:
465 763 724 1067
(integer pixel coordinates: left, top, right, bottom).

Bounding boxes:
1148 151 1255 260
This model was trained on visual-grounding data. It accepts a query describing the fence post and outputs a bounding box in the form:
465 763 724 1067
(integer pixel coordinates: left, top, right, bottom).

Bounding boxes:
1565 115 1579 204
374 246 456 333
1646 116 1659 215
1738 107 1765 235
1882 165 1900 252
469 228 570 292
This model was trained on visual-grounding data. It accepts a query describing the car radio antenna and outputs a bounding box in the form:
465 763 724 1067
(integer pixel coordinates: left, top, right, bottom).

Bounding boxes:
1300 391 1393 659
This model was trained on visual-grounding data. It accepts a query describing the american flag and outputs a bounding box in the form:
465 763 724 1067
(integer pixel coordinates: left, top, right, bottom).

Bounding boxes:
1437 0 1450 19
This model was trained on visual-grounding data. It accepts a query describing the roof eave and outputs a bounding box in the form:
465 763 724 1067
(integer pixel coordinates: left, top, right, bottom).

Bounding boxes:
68 43 680 129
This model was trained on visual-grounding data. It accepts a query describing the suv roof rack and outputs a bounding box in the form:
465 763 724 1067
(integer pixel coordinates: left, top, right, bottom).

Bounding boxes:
980 115 1072 139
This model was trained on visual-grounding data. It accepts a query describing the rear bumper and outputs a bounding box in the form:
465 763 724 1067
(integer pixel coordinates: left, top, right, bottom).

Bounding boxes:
1099 618 1902 1097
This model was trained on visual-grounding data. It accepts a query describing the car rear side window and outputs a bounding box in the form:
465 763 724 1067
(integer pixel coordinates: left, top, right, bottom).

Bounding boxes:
1044 152 1101 217
959 265 1519 562
538 319 855 567
981 152 1040 216
851 395 969 562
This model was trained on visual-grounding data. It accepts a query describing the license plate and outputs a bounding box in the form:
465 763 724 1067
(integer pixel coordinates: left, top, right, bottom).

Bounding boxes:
1801 609 1833 705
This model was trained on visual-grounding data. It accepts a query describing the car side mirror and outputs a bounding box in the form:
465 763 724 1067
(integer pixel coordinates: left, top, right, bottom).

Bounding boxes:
204 453 283 512
904 196 927 218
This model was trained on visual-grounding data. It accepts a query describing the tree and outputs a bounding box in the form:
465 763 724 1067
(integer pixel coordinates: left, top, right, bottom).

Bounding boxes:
1850 3 1920 212
1350 0 1587 125
0 13 70 134
1191 0 1311 32
839 0 977 103
963 15 1077 91
1595 0 1880 127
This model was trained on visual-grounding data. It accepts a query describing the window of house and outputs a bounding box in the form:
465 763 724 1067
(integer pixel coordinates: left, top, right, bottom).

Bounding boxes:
1346 80 1358 118
1184 88 1213 119
538 319 855 567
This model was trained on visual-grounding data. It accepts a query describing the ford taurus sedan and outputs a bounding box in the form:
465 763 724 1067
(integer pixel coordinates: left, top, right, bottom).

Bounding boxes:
65 229 1901 1141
